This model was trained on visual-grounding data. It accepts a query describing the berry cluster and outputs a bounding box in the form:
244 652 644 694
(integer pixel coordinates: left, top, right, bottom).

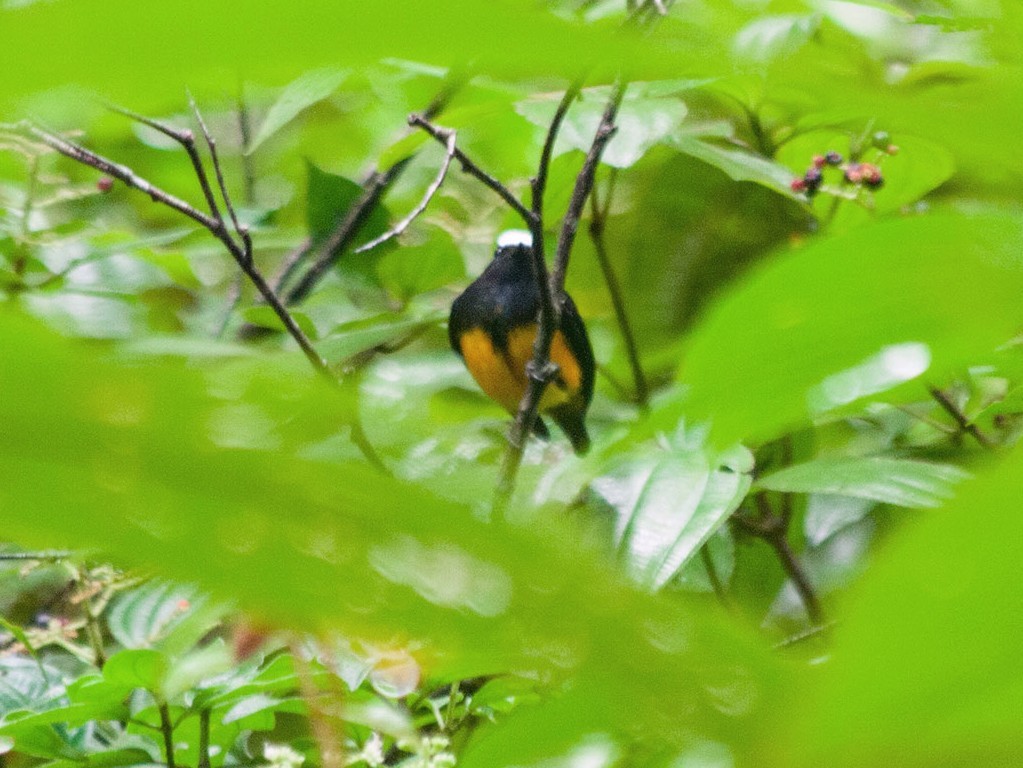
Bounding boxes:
790 132 899 198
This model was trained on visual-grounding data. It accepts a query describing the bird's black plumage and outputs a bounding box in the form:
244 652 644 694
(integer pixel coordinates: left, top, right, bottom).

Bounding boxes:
448 242 595 453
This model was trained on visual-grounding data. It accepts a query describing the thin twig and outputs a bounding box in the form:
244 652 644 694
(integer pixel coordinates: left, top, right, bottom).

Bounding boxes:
354 128 457 254
21 118 327 375
531 82 583 220
158 702 178 768
773 620 839 650
699 544 730 608
189 93 253 259
928 384 994 449
410 114 536 227
588 173 648 406
197 709 212 768
107 102 227 229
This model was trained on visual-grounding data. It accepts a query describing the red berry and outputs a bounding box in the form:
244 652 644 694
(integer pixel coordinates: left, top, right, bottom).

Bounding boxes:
97 177 114 193
790 178 807 192
812 154 826 169
844 163 863 184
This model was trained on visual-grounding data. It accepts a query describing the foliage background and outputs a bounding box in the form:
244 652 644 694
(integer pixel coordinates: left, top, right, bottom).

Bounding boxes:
1 1 1022 767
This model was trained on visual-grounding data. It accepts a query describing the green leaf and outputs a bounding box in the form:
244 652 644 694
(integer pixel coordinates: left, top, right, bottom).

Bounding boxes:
102 650 169 696
669 132 796 195
784 450 1023 767
304 162 390 247
756 457 969 508
516 83 689 169
0 314 776 758
107 581 222 653
248 68 348 153
593 440 752 590
681 211 1023 447
240 306 319 340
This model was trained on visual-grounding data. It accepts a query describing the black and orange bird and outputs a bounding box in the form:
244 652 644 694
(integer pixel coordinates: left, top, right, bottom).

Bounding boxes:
448 232 595 455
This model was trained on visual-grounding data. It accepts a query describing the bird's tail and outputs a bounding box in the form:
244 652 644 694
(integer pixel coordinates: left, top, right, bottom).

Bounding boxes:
551 408 590 456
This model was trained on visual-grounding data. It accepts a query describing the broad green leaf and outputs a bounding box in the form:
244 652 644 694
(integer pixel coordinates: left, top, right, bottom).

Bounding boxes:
0 657 64 716
755 457 969 508
669 132 796 195
304 162 390 253
240 305 319 339
681 211 1023 447
782 450 1023 768
516 82 689 169
247 68 348 153
592 441 752 590
102 650 168 696
106 581 221 652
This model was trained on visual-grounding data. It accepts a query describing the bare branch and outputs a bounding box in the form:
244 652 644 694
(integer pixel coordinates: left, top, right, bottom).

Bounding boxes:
531 82 582 219
17 119 327 377
189 93 252 261
107 102 226 230
551 80 625 294
410 114 536 228
354 128 457 254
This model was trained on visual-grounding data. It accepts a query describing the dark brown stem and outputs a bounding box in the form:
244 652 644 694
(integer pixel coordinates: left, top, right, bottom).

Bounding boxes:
767 527 824 627
699 544 730 608
190 94 253 259
736 494 825 627
158 702 177 768
928 384 994 449
531 81 582 220
197 709 211 768
588 173 648 406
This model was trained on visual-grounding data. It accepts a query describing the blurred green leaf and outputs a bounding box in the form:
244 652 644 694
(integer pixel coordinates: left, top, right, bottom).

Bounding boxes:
102 650 168 696
0 314 777 757
247 68 348 153
756 457 968 508
784 450 1023 768
682 211 1023 447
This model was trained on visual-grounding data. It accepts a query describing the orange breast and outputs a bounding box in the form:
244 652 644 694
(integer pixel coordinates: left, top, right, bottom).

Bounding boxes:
459 324 582 414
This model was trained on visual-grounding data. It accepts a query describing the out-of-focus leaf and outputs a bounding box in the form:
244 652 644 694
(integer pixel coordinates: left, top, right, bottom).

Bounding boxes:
0 314 778 758
516 84 688 169
106 581 224 653
732 14 821 65
804 494 874 546
0 0 723 111
102 650 168 696
248 68 348 153
756 457 968 508
783 451 1023 768
681 211 1023 447
314 311 443 365
240 305 318 339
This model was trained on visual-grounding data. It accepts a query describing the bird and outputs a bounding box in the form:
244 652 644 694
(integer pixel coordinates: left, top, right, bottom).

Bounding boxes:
448 231 595 455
